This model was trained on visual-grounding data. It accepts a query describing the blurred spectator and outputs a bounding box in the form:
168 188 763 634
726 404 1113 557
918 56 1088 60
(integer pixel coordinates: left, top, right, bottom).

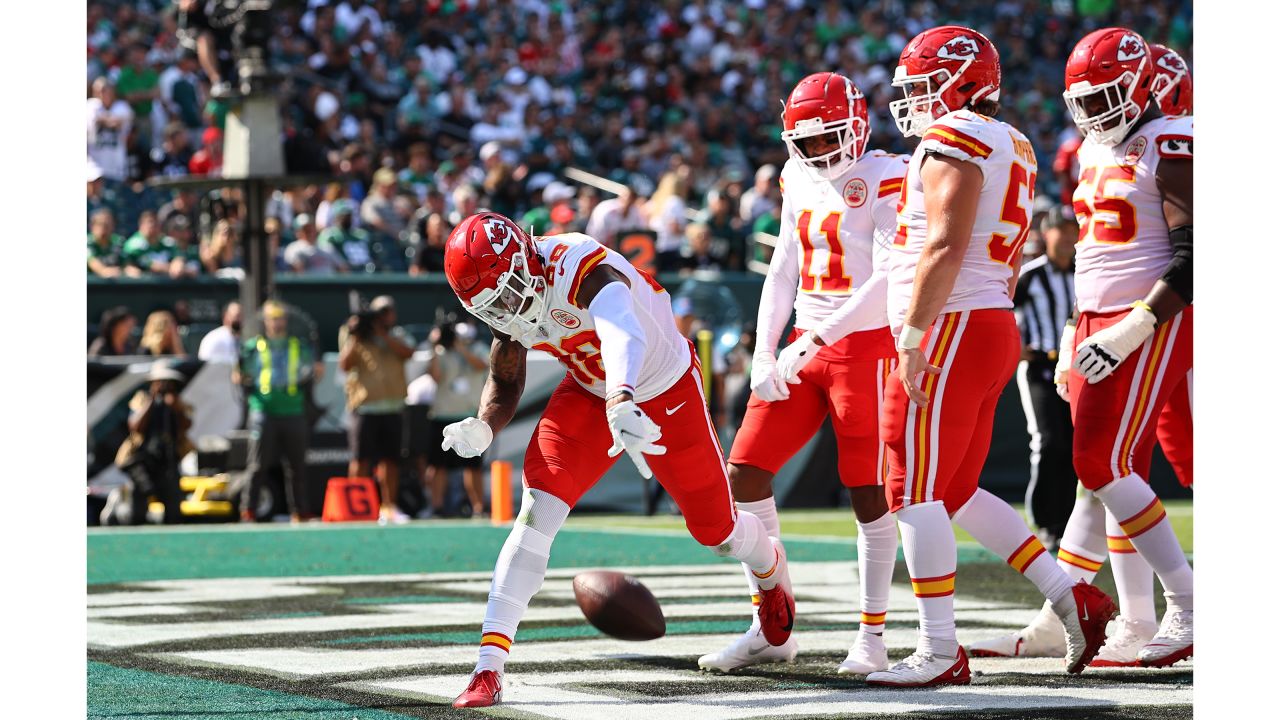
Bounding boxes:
339 296 414 524
158 50 203 133
447 184 481 227
115 43 160 152
361 167 409 241
88 209 134 279
398 142 435 202
701 189 748 270
150 122 195 178
139 310 186 357
679 222 728 274
163 216 203 278
648 169 693 271
197 301 243 364
189 127 223 177
284 213 349 275
585 185 644 249
87 77 133 182
236 300 321 523
408 211 450 275
123 211 178 276
738 164 780 226
320 199 376 271
89 306 138 357
521 181 574 236
424 318 489 518
114 365 192 525
200 219 241 275
157 189 199 236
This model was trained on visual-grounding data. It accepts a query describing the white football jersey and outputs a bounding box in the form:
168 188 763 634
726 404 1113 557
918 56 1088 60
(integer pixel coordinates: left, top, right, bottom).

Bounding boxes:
521 233 690 402
887 110 1039 334
1073 115 1192 313
758 151 908 351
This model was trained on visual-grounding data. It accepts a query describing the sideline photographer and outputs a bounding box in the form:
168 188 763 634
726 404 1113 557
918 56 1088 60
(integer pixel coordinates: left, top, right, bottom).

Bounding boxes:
423 317 489 517
115 365 194 525
339 295 413 523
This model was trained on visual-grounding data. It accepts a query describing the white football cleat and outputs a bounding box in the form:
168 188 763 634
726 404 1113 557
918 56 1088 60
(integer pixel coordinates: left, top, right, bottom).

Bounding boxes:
697 624 799 672
837 630 888 675
1052 581 1118 674
866 647 971 687
1138 603 1193 667
1091 617 1158 667
967 600 1066 658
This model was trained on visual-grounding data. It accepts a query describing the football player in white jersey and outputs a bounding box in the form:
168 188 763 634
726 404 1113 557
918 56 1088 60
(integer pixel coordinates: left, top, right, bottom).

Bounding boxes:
441 212 796 708
698 72 907 676
866 25 1117 688
969 35 1195 668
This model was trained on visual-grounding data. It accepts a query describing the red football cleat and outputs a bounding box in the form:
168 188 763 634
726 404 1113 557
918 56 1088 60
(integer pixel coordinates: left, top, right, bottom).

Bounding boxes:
1054 581 1118 674
453 670 502 708
754 540 795 647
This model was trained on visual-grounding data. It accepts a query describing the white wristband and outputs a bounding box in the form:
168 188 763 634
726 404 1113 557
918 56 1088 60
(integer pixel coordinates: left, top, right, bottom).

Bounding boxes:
896 325 927 352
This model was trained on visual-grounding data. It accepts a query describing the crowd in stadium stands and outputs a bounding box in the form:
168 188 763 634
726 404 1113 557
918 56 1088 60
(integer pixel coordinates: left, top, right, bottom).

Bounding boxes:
87 0 1191 280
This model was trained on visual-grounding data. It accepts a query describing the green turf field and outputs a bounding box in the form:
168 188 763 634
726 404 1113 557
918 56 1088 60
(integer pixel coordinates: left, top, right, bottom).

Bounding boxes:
87 505 1192 719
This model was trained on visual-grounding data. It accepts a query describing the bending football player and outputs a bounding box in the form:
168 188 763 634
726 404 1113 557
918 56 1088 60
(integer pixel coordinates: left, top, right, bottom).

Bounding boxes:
441 213 795 708
699 71 907 676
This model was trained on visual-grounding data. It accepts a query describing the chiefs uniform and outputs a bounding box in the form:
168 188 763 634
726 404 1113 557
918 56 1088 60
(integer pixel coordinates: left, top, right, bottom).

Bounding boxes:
731 151 907 486
516 233 736 543
1068 115 1193 492
882 109 1038 512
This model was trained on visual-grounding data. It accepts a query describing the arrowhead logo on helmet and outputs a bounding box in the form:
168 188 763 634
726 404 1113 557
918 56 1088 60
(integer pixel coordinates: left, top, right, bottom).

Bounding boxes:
1117 34 1146 62
938 36 980 61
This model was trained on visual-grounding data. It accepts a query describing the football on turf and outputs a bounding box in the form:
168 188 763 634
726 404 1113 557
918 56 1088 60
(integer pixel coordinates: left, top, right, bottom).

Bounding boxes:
572 570 666 641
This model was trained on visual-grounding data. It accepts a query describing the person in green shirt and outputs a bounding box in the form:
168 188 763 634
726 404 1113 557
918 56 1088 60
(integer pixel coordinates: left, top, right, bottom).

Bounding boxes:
235 301 324 522
319 200 377 271
88 209 136 278
122 211 177 275
115 44 160 149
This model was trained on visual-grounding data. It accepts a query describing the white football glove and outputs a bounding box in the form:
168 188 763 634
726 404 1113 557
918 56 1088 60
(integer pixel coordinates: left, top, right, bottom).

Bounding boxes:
750 351 791 402
1054 322 1075 401
441 417 493 458
1072 304 1158 384
605 400 667 479
775 331 821 385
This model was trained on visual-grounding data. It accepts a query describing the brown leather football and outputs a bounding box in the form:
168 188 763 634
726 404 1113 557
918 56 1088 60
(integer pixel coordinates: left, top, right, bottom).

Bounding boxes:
572 570 666 641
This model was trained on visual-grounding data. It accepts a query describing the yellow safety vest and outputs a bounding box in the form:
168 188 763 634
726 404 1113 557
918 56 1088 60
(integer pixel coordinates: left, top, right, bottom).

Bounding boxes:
257 336 300 395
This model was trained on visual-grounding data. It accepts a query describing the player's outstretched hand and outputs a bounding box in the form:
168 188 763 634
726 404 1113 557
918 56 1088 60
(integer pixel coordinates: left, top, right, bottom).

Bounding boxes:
898 347 941 408
605 400 667 479
1072 304 1157 384
441 417 493 458
776 331 821 385
1054 323 1075 401
750 352 791 402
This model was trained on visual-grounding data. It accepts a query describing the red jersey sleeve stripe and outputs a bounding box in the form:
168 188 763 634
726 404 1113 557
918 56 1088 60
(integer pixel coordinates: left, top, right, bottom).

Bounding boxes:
566 247 609 307
922 127 993 158
878 179 904 197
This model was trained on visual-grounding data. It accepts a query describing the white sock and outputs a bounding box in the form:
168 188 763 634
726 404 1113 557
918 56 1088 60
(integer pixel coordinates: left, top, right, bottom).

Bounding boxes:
1056 491 1107 583
952 489 1074 604
856 511 897 635
1095 474 1193 601
1105 509 1158 625
476 489 569 673
897 501 957 659
735 497 780 617
717 510 783 590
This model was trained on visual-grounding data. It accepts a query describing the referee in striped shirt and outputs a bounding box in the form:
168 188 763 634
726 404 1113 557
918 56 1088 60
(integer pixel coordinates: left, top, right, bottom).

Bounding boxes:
1012 209 1078 552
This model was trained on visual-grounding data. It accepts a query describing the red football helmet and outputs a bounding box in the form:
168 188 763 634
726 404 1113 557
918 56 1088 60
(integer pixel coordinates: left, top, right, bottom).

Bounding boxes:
444 212 548 341
1063 28 1155 146
780 72 869 179
1149 43 1192 117
890 25 1001 137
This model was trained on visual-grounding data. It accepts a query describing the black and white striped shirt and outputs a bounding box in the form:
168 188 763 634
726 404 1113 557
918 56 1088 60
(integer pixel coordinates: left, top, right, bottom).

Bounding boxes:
1013 255 1076 356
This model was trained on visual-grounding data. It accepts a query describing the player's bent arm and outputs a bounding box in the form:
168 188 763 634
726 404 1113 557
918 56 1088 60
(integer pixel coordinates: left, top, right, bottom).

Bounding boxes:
581 267 647 407
902 154 983 336
812 265 889 345
1147 156 1193 320
476 335 528 434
